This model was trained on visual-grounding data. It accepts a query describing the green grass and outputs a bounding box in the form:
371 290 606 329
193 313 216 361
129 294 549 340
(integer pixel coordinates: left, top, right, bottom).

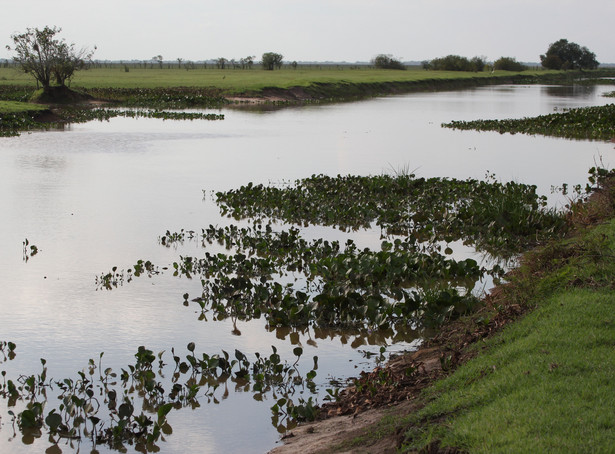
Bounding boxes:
401 218 615 453
0 100 47 114
0 66 556 93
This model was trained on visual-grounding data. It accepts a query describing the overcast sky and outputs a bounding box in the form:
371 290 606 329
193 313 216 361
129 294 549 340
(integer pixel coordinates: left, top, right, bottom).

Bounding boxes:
2 0 614 63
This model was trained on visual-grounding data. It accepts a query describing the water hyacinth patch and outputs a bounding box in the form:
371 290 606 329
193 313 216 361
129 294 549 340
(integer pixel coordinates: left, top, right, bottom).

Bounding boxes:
442 103 615 141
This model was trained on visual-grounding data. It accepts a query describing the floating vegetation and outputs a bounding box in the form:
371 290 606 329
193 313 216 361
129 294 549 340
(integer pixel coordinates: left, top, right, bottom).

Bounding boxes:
22 238 39 262
0 112 45 137
0 342 317 451
442 103 615 141
0 340 16 362
59 107 224 123
128 174 564 331
82 87 229 109
96 260 161 290
215 174 565 257
1 107 224 137
161 223 483 329
605 91 615 98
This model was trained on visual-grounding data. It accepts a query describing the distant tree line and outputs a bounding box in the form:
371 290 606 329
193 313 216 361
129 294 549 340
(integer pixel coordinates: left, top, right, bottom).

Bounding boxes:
419 39 598 73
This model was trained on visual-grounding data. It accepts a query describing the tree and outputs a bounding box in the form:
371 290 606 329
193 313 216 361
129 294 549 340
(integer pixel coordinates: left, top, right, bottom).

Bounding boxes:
540 39 598 70
493 57 527 72
262 52 283 70
152 55 163 69
372 54 405 70
7 26 95 89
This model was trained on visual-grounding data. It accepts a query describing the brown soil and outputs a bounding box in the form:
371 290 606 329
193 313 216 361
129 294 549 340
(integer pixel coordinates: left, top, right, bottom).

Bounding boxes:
32 85 94 105
268 289 527 454
227 86 319 105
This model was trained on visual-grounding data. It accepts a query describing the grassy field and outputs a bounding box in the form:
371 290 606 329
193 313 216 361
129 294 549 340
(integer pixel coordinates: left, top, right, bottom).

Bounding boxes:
0 66 555 93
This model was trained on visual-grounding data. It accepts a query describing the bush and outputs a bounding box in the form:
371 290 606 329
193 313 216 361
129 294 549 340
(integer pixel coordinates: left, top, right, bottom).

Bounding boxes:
493 57 527 72
424 55 485 72
372 54 406 70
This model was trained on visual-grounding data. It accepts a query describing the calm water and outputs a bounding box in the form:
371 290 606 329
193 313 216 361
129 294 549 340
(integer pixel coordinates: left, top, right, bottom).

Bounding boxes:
1 84 614 453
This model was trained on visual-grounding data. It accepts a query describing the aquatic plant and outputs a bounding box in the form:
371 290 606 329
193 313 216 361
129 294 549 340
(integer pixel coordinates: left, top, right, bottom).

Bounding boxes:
22 238 39 262
81 87 228 109
442 103 615 141
0 342 317 451
215 174 565 256
0 112 46 136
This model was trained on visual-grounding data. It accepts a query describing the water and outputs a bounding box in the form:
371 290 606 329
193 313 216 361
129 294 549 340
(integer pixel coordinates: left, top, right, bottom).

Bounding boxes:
1 84 614 453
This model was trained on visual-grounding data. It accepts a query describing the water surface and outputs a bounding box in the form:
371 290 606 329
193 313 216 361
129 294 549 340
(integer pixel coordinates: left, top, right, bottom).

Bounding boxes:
1 84 614 453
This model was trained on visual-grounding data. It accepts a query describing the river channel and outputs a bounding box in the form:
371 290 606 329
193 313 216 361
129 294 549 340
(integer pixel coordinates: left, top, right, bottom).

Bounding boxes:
1 83 614 453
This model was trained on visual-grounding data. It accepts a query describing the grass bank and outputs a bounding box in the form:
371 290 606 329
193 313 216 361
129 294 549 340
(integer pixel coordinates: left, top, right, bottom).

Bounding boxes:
2 67 613 110
406 287 615 453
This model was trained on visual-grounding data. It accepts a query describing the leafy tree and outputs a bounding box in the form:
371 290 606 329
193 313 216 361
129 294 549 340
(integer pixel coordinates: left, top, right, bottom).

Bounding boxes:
540 39 598 70
493 57 527 71
215 57 228 69
7 26 94 89
372 54 405 70
262 52 283 70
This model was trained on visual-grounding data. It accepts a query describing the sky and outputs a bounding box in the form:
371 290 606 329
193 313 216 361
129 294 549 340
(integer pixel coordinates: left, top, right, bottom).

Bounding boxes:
2 0 614 64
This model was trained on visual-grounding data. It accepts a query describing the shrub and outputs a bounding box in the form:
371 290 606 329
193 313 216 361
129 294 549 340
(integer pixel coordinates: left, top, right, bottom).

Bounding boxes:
493 57 527 72
372 54 406 70
425 55 485 72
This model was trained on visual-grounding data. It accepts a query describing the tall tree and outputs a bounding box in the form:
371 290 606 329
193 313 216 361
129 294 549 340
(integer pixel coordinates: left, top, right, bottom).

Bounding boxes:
7 26 95 89
540 39 598 70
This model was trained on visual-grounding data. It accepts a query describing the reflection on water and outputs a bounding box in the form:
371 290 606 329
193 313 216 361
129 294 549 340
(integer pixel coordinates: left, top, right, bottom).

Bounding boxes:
543 84 598 98
1 84 615 454
267 323 424 350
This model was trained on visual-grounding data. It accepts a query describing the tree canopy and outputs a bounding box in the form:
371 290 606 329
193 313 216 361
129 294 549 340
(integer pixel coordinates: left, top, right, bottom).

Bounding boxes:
262 52 283 70
372 54 405 70
540 39 598 70
6 26 95 89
